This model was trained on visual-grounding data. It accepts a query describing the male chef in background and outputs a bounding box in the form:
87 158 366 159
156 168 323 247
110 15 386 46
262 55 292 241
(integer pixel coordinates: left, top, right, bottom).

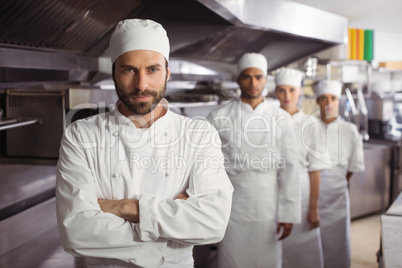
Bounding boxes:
208 53 301 268
56 18 233 268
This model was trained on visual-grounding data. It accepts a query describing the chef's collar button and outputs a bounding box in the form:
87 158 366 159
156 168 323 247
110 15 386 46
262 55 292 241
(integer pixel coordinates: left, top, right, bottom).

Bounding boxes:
113 132 119 137
112 172 120 178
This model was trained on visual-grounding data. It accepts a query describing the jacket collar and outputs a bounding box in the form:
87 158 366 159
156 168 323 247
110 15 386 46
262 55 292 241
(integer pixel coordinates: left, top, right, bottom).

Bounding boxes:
237 98 268 114
112 98 171 129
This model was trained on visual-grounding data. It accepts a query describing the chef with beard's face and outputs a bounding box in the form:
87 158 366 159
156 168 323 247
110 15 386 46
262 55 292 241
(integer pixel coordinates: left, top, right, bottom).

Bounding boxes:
110 20 171 128
112 51 169 117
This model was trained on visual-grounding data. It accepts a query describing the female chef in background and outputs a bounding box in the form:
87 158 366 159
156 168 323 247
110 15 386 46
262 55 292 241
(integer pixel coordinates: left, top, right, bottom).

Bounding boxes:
315 80 365 268
275 68 324 268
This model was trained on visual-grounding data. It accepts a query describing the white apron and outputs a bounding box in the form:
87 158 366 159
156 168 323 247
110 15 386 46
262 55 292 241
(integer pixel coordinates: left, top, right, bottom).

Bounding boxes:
319 168 351 268
209 100 301 268
282 167 324 268
217 171 281 268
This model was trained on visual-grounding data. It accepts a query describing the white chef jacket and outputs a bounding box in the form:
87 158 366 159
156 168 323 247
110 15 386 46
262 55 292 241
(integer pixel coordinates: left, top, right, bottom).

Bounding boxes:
282 110 324 268
207 99 300 268
56 99 233 268
290 110 327 173
314 116 365 268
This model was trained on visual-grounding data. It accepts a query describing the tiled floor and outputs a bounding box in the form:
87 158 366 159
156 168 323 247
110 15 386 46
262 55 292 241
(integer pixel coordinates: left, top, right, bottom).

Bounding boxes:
194 214 384 268
351 213 381 268
0 212 383 268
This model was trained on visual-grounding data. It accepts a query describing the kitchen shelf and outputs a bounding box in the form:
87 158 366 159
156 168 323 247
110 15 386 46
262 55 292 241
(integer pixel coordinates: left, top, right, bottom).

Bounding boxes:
169 100 231 109
376 67 402 73
327 59 371 67
0 118 40 131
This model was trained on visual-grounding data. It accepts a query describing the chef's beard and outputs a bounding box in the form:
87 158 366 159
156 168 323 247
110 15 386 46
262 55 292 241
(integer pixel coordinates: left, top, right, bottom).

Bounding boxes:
115 81 167 115
241 88 262 100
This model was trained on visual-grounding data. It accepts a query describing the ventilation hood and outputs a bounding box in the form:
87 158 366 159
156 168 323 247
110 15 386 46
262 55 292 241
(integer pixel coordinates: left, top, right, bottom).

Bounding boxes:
0 0 347 85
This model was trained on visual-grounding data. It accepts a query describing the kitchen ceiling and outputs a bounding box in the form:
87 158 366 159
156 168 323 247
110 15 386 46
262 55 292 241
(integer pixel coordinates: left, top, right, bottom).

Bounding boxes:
0 0 140 54
292 0 402 34
0 0 231 56
0 0 347 85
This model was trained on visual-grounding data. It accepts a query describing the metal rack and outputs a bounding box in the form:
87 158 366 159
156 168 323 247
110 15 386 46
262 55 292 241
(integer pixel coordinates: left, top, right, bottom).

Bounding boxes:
0 117 39 131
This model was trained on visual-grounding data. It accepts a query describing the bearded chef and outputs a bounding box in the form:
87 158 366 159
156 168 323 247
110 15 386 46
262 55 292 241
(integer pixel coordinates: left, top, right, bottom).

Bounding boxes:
314 80 365 268
55 18 233 268
208 53 301 268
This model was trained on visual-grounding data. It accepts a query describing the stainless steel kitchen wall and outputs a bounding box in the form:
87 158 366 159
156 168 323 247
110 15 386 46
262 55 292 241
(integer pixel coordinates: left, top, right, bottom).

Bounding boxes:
0 0 347 85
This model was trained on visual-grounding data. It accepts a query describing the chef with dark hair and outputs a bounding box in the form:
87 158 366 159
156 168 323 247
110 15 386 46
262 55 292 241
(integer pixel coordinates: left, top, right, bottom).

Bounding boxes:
56 18 233 268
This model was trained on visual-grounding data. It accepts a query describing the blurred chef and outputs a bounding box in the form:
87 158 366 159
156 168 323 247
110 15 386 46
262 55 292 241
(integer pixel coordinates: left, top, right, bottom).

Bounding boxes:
56 18 233 268
208 53 301 268
275 68 324 268
315 80 365 268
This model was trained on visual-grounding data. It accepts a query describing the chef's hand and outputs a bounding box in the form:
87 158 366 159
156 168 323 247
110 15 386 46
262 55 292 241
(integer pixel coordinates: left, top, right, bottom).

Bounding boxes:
98 199 139 223
276 223 293 240
346 171 353 182
176 193 189 200
308 207 320 230
98 193 188 222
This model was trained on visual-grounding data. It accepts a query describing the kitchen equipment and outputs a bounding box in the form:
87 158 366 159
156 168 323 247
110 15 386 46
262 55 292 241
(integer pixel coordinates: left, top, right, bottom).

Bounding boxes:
6 89 65 158
365 92 395 139
3 88 118 160
379 62 402 70
303 57 318 78
366 94 394 121
349 143 391 219
0 0 347 89
340 85 369 140
368 120 392 139
167 93 219 103
357 87 369 140
371 81 395 97
0 117 17 126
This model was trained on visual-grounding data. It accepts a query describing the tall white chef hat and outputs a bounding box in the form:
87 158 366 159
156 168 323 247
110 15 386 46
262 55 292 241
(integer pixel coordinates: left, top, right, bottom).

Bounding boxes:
316 80 342 98
109 19 170 63
238 53 268 76
274 68 303 88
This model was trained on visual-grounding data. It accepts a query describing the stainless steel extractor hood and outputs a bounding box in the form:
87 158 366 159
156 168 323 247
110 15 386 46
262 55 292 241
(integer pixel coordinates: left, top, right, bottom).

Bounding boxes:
0 0 347 85
169 0 348 72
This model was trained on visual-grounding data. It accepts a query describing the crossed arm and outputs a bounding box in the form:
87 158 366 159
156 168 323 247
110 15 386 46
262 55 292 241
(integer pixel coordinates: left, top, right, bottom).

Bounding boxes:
98 193 189 223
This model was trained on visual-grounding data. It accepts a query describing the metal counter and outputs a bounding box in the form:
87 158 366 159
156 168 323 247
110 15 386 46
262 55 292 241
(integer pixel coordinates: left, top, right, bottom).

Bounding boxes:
0 164 56 221
0 198 87 268
0 164 86 267
366 138 402 204
349 143 391 219
379 192 402 267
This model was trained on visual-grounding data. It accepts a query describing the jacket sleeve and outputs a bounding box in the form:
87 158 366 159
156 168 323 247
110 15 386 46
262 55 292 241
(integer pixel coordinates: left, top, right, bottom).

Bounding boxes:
276 114 301 224
305 119 329 172
56 124 166 266
347 127 365 172
206 111 216 127
134 122 234 244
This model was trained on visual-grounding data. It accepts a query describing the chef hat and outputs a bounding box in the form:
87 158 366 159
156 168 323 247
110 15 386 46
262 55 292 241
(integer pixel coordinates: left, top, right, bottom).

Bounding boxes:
109 19 170 63
238 53 268 76
274 68 303 88
316 80 342 98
